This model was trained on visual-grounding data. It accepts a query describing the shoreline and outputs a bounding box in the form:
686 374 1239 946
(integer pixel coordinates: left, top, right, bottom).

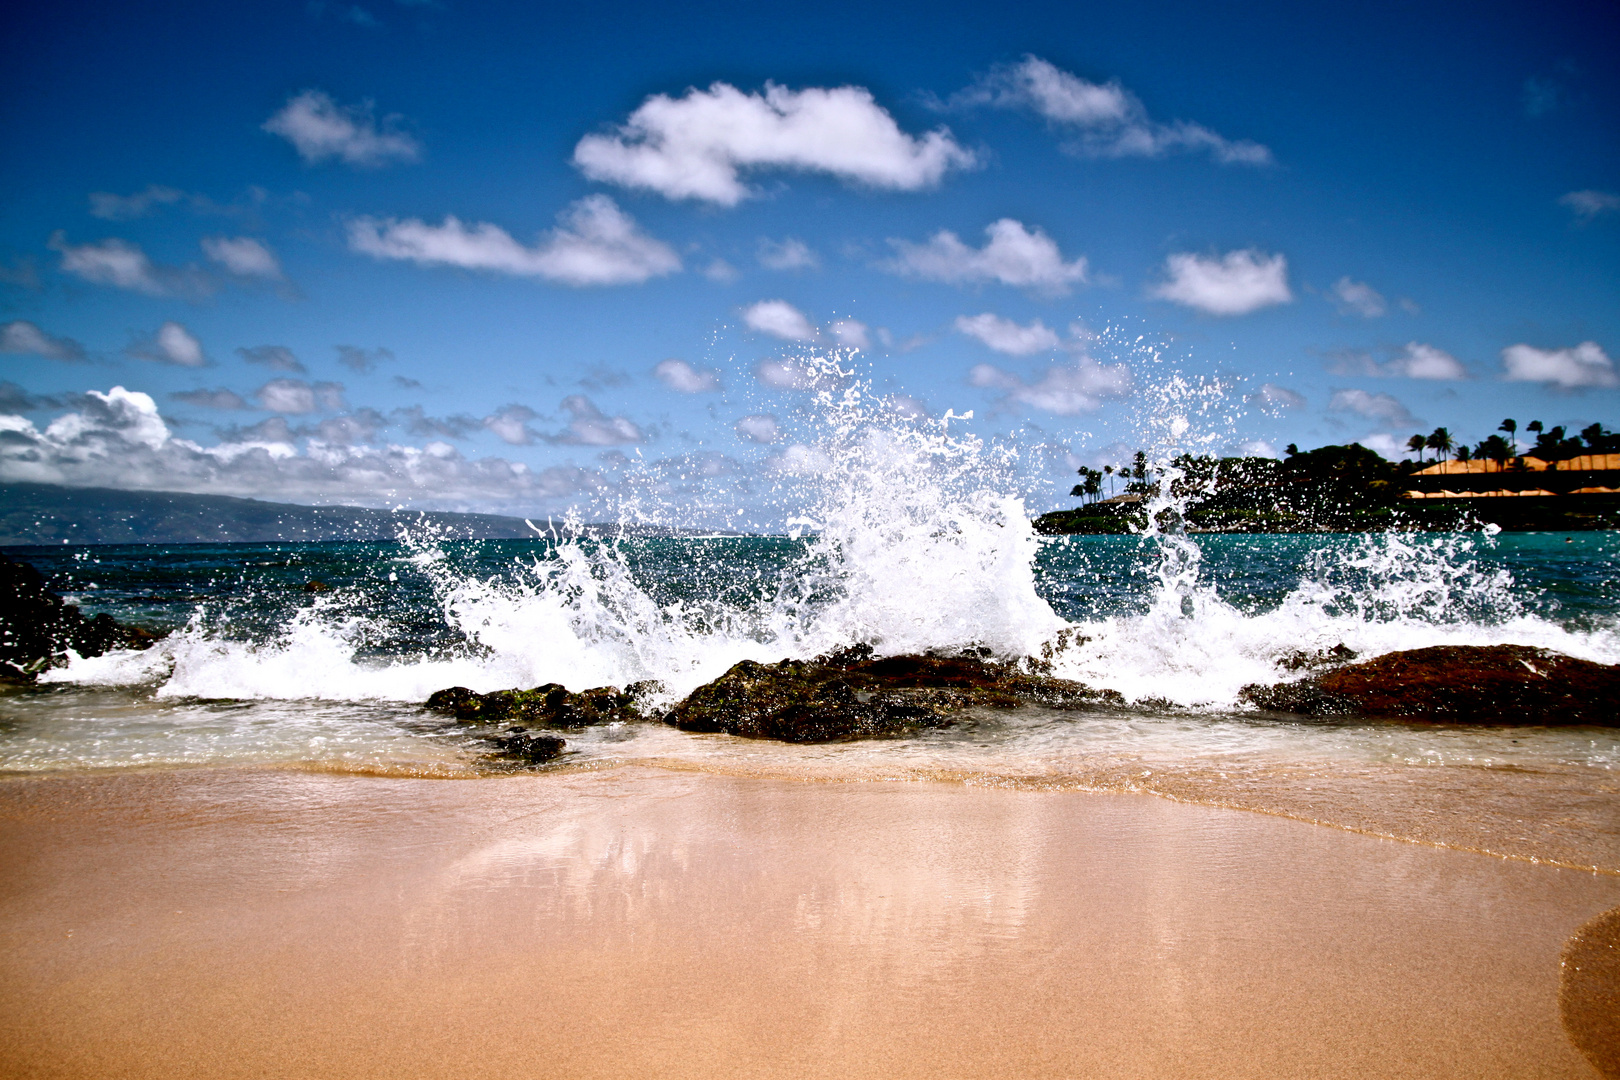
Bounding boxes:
2 764 1615 1078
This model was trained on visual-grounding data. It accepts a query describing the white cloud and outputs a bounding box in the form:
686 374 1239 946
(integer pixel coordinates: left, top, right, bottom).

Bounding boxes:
1151 249 1291 315
758 237 819 270
701 258 738 282
0 385 603 512
1357 433 1408 460
1501 341 1619 390
1 320 85 362
754 358 821 390
1330 276 1386 317
49 232 209 298
262 90 421 167
89 185 185 221
953 312 1061 355
1236 439 1279 458
130 321 208 367
763 443 834 476
969 356 1132 414
171 388 248 410
829 318 870 351
548 395 645 446
237 345 305 373
1327 388 1417 427
1391 342 1466 380
348 195 681 286
885 218 1088 294
256 378 346 414
1560 190 1620 222
956 56 1272 166
572 81 975 206
1250 382 1305 415
734 414 781 443
654 358 721 393
202 236 283 279
742 299 817 341
483 404 538 445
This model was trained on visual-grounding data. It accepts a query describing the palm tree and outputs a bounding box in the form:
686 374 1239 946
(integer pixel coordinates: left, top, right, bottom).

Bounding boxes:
1499 419 1517 456
1103 464 1115 497
1406 433 1426 462
1426 427 1453 462
1455 445 1472 462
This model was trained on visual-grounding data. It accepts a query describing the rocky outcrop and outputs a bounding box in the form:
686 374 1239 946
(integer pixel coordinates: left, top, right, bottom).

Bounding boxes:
664 646 1121 743
0 552 155 681
487 727 567 763
1240 644 1620 725
425 682 647 728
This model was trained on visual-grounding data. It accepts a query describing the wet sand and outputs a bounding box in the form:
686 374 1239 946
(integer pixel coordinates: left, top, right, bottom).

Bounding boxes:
0 766 1615 1079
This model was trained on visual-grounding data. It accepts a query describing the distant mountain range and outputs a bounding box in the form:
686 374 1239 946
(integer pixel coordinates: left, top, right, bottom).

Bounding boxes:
0 483 571 545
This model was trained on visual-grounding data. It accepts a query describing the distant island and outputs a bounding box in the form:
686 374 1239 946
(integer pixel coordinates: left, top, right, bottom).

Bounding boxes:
1038 421 1620 534
0 483 582 545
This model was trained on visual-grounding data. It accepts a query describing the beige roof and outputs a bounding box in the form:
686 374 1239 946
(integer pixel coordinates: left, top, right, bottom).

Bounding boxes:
1412 452 1619 476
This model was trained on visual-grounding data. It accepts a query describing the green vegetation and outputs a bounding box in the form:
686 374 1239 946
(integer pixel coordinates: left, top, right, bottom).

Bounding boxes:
1038 420 1620 535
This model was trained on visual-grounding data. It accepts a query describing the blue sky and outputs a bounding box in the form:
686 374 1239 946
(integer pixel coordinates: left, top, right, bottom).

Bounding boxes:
1 0 1616 521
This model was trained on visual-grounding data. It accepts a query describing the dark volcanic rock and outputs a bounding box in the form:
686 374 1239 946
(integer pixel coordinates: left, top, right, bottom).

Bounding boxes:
664 647 1121 743
488 727 567 763
1240 644 1620 725
0 551 155 681
425 682 641 728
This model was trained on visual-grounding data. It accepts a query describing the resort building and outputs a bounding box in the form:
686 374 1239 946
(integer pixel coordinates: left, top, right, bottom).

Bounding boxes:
1404 454 1620 500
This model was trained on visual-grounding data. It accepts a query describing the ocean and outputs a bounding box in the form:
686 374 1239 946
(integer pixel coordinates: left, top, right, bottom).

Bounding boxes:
4 395 1618 871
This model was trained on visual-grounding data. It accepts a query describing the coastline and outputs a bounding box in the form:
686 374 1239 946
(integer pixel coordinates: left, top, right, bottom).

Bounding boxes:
2 765 1615 1078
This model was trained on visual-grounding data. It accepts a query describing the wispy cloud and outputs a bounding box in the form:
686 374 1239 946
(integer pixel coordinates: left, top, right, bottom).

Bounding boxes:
1329 276 1386 317
1501 341 1618 389
49 232 213 299
757 237 820 271
884 218 1088 294
654 358 722 393
236 345 306 373
88 185 186 221
128 322 208 367
742 299 817 341
1327 388 1417 427
255 378 347 414
1 320 86 362
546 395 645 445
954 313 1062 355
1249 383 1305 415
201 236 284 280
953 56 1271 166
336 345 394 373
170 388 248 410
263 90 420 167
348 195 681 286
734 414 781 443
969 355 1132 415
1150 249 1291 315
573 81 974 206
1327 342 1466 380
1560 190 1620 223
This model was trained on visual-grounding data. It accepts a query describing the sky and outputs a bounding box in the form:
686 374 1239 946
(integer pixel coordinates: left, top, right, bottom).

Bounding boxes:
1 0 1617 522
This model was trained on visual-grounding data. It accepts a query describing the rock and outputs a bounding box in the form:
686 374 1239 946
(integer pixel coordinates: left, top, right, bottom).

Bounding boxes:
303 580 332 593
0 551 155 681
1240 644 1620 725
664 647 1121 743
425 682 641 728
488 727 566 764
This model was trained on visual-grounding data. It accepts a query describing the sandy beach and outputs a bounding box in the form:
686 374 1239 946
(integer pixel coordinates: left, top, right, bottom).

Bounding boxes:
1 766 1615 1079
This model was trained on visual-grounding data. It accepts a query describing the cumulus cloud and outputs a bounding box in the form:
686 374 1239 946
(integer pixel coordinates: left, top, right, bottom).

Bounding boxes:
1327 388 1417 427
754 358 823 390
1324 342 1465 380
1330 276 1386 317
49 232 211 298
392 405 481 440
237 345 305 373
1560 190 1620 223
763 443 834 476
955 56 1271 166
969 356 1132 414
202 235 283 280
953 312 1061 355
742 299 817 341
734 414 781 443
758 237 819 270
1501 341 1618 390
0 385 603 511
654 358 721 393
885 218 1088 294
170 388 248 410
336 345 394 374
262 90 421 167
129 322 208 367
1250 382 1305 415
572 81 975 206
702 258 739 282
256 378 347 414
1 320 86 362
1357 432 1409 461
88 185 185 221
348 195 681 286
483 404 539 445
829 319 870 351
547 395 645 446
1150 249 1291 315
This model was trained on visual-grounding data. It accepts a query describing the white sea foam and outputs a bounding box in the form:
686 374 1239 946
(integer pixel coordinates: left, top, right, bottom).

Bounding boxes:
42 356 1620 708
